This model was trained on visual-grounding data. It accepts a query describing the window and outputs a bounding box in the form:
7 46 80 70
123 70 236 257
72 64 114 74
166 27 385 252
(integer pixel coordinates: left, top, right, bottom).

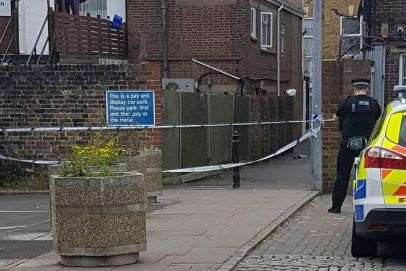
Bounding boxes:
386 113 406 146
340 16 363 55
80 0 107 19
280 23 285 52
250 7 257 39
369 106 386 143
261 12 273 50
303 18 313 57
400 54 406 86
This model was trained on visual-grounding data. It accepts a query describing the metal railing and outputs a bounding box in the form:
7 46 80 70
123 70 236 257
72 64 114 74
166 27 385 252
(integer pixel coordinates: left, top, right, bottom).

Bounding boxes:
0 13 14 50
26 15 49 66
1 33 16 65
0 13 15 65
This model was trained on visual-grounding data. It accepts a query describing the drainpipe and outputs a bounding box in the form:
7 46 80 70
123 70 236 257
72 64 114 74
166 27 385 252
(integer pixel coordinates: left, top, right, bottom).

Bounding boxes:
277 3 284 97
161 0 168 78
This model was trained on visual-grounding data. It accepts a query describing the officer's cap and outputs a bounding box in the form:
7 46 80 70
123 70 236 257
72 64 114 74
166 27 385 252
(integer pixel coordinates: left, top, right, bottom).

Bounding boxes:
351 79 370 88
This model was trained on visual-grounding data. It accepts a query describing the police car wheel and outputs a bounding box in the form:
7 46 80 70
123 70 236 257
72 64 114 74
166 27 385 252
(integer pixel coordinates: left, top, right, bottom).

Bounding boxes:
351 219 377 258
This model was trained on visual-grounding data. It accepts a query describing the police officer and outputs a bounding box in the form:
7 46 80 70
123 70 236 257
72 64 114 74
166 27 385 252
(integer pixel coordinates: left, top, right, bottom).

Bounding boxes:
328 79 381 214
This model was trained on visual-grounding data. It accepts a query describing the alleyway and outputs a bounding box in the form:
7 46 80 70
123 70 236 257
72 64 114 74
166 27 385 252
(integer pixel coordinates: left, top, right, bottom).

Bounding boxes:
172 142 313 191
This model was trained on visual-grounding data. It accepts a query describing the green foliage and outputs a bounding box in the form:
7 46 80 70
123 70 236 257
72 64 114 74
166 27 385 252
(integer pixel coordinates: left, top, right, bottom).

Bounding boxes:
59 132 123 177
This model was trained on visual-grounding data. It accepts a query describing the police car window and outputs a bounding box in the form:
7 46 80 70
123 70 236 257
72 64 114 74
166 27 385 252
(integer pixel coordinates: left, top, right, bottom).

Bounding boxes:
386 113 405 145
399 116 406 147
369 116 384 142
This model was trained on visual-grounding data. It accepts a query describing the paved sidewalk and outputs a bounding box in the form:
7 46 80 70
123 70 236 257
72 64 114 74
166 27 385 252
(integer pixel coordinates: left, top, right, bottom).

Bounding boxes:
236 195 406 271
6 188 317 271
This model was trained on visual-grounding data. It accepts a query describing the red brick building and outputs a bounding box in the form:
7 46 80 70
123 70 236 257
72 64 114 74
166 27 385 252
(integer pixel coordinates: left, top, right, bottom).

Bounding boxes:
127 0 304 109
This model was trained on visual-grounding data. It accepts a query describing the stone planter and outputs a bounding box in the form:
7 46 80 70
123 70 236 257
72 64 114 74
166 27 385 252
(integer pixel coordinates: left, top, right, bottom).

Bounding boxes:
50 172 147 267
127 149 162 202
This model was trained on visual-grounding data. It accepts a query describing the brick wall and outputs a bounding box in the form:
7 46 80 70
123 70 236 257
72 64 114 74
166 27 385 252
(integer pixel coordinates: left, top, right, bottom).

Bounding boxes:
0 63 162 160
127 0 303 99
126 0 162 63
370 0 406 104
321 59 372 192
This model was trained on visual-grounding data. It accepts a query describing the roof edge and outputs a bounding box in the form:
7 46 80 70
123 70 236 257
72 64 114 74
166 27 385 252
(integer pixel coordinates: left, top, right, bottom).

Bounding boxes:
265 0 305 18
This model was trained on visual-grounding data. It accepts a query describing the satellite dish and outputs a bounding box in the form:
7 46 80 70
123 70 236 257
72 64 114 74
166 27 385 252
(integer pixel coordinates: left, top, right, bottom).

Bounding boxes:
286 89 297 97
165 82 180 91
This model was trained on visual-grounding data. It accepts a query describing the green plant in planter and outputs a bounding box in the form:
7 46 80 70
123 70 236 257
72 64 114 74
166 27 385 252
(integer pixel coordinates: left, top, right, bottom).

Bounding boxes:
59 133 123 177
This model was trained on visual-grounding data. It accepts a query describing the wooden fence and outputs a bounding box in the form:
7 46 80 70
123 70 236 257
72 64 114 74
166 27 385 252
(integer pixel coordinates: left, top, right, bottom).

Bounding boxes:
50 12 127 61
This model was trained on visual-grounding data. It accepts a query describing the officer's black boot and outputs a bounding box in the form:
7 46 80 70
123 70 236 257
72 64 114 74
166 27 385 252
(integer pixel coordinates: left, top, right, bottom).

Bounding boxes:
328 206 341 214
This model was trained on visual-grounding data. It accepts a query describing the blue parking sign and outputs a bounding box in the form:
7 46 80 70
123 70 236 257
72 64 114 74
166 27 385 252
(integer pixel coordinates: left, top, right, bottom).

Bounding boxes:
106 90 155 127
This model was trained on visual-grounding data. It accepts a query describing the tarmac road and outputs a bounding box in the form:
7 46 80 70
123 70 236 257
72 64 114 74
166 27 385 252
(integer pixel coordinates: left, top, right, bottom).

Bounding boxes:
0 194 52 269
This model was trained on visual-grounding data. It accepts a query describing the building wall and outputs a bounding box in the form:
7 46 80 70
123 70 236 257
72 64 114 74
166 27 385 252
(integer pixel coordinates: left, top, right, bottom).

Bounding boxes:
126 0 162 63
303 0 361 60
0 63 162 159
127 0 303 95
370 0 406 104
321 59 372 192
126 0 304 166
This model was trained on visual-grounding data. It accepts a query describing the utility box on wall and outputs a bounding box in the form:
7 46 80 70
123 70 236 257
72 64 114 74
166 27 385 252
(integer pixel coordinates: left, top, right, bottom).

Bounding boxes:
162 79 195 92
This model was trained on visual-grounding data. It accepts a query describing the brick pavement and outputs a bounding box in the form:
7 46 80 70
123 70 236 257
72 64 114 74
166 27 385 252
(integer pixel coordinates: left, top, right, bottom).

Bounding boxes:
235 195 406 271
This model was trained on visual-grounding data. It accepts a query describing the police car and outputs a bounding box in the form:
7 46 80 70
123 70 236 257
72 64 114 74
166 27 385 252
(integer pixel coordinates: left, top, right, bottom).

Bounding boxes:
352 85 406 257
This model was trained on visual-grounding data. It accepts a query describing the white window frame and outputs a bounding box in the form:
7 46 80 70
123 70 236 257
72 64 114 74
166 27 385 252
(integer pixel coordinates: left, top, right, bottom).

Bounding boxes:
250 7 257 39
340 16 363 54
280 23 285 53
261 12 273 50
400 54 406 86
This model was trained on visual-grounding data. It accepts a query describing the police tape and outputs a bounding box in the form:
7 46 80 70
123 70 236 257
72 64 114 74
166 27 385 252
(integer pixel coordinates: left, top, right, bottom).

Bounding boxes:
0 126 322 170
0 116 333 169
162 126 321 173
0 119 314 134
0 154 58 166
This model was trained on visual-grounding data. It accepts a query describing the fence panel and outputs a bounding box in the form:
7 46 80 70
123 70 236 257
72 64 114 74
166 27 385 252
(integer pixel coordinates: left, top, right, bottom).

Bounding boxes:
51 12 126 60
162 92 239 172
162 92 294 173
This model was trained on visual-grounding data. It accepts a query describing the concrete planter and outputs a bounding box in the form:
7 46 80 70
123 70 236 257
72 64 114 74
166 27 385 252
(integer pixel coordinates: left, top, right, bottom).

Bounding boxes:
50 172 147 267
127 149 162 202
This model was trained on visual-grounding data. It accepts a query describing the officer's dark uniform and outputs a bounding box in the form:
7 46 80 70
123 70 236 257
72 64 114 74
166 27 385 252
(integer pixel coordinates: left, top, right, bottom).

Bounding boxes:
330 80 381 213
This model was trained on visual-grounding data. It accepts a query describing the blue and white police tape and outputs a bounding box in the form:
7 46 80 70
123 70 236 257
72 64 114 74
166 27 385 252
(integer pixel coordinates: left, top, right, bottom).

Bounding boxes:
0 119 315 134
0 154 58 166
162 126 321 173
0 116 333 168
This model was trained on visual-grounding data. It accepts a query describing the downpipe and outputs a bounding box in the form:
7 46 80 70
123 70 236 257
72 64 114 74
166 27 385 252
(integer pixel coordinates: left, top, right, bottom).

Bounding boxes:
277 4 284 97
161 0 168 78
